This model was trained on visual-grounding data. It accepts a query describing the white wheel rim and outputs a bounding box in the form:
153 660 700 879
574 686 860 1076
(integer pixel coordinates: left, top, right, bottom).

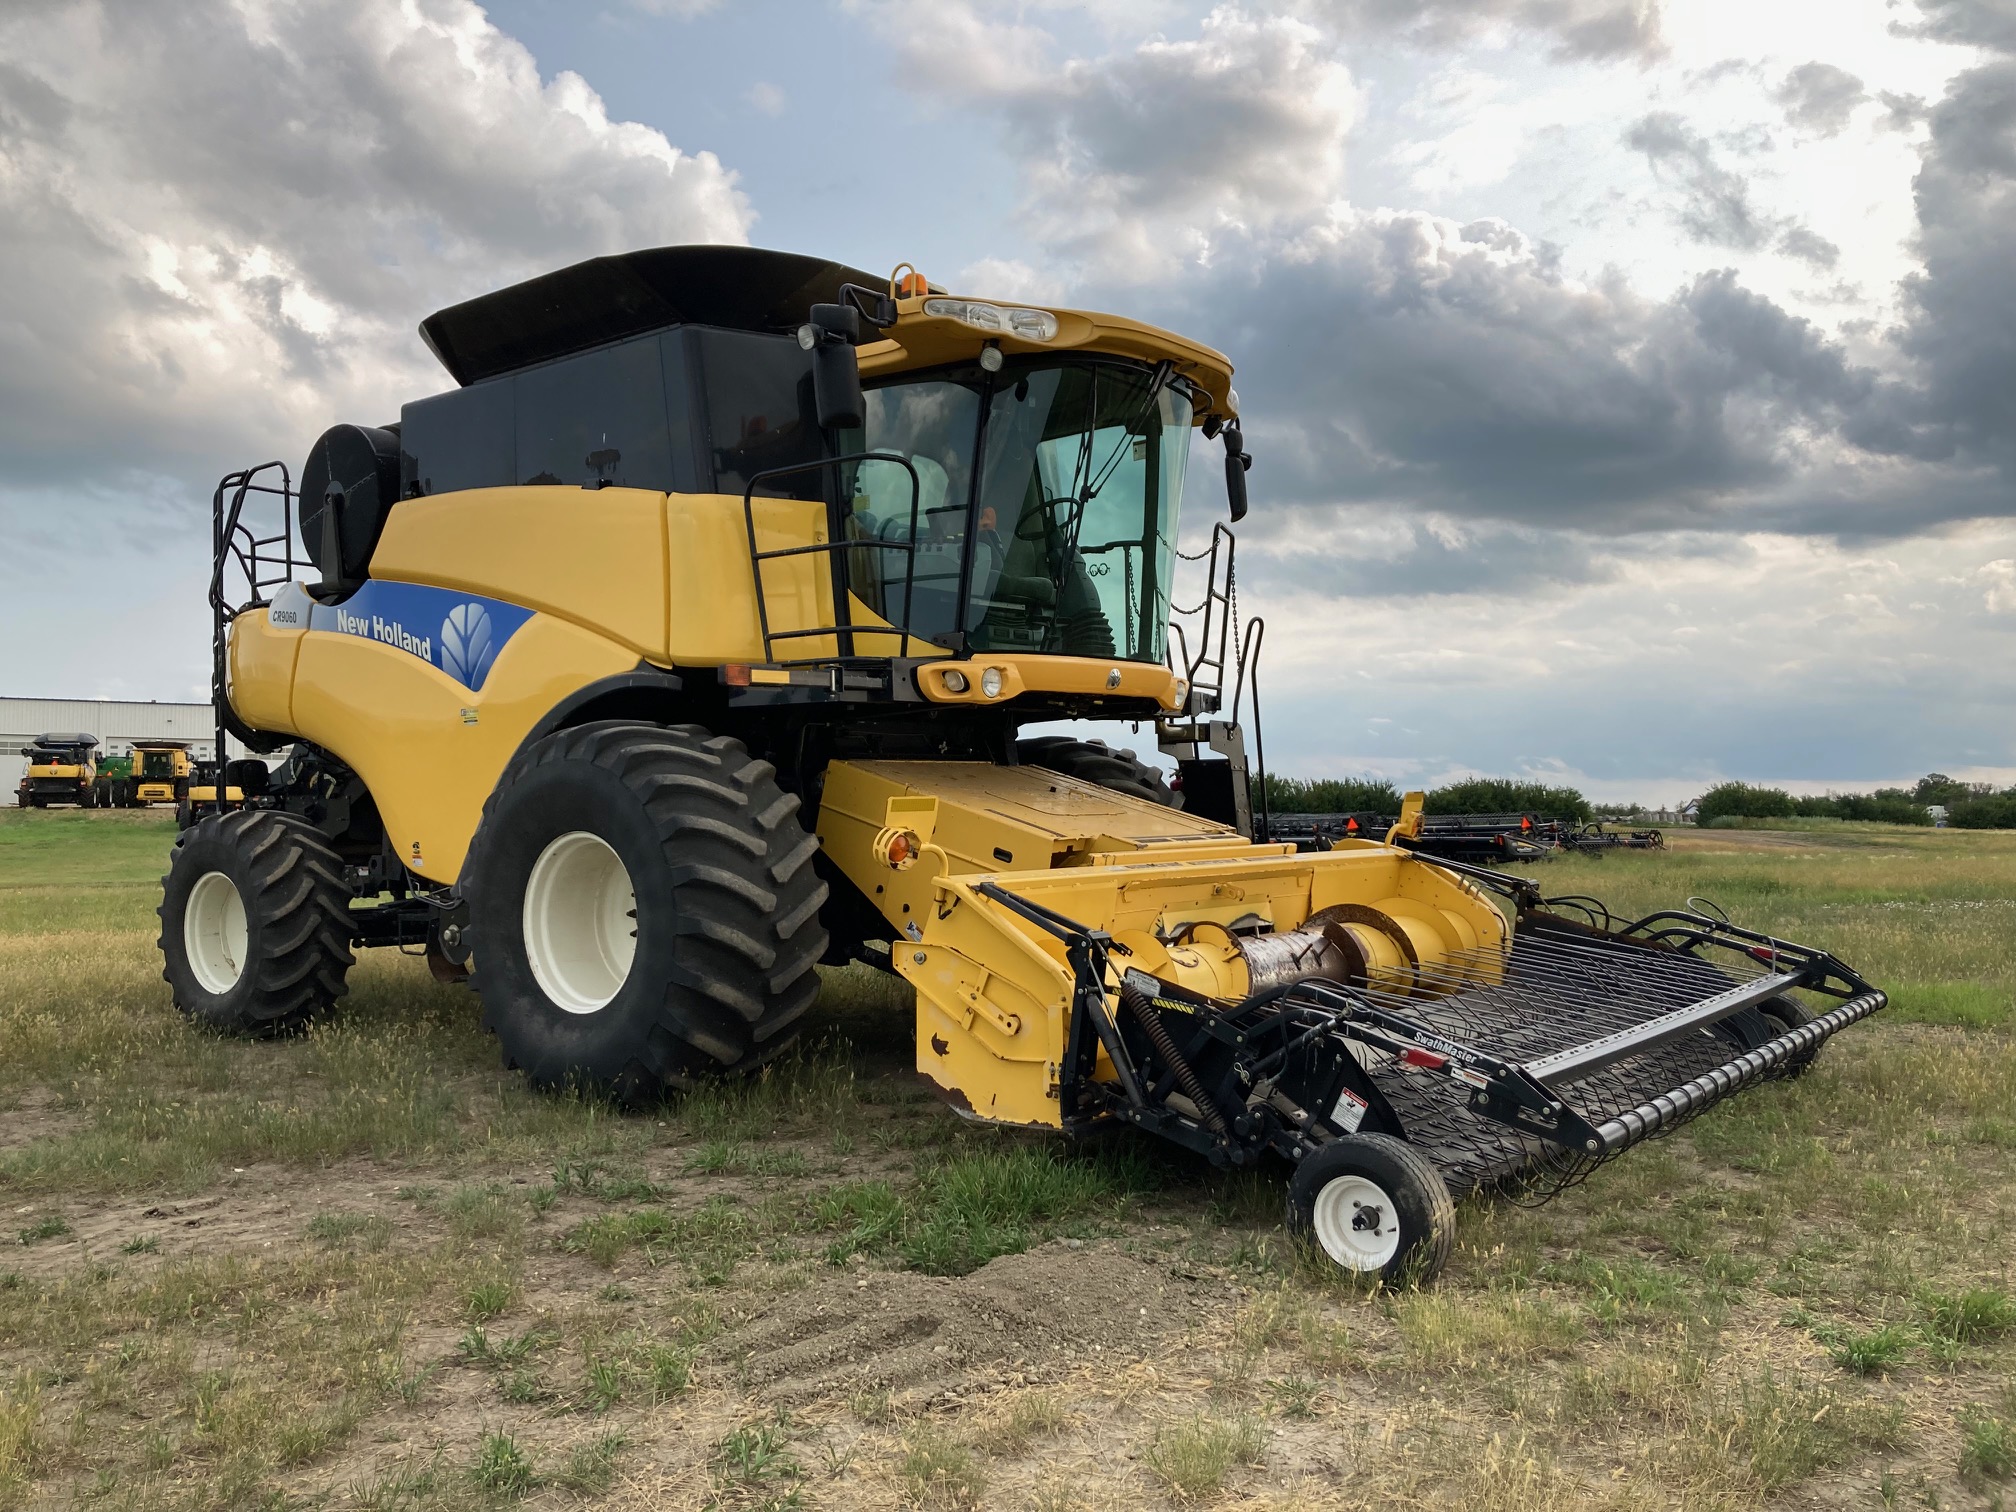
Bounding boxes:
184 870 249 995
523 831 637 1014
1311 1172 1402 1271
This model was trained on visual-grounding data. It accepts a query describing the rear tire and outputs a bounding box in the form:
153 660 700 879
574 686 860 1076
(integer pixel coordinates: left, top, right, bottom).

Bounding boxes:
1288 1133 1456 1286
158 810 355 1034
1015 735 1179 808
463 721 828 1100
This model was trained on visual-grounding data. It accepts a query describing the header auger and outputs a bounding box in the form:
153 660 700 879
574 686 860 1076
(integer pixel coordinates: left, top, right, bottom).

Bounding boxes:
164 245 1885 1283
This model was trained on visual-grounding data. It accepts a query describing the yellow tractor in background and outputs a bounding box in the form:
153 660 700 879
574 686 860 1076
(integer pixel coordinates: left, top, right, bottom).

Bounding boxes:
17 734 102 808
164 247 1885 1282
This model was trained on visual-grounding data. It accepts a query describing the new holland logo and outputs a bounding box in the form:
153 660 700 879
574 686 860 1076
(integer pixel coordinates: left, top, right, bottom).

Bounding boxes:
440 602 497 689
309 581 532 692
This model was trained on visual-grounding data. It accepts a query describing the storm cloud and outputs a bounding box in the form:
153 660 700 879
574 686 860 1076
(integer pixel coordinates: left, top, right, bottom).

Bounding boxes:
0 0 748 498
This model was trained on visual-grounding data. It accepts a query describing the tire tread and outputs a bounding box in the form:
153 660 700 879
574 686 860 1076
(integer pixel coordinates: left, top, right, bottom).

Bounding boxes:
465 721 828 1095
158 810 354 1035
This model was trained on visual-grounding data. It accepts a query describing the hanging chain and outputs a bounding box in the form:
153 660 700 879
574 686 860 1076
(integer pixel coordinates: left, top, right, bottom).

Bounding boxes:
1124 550 1136 657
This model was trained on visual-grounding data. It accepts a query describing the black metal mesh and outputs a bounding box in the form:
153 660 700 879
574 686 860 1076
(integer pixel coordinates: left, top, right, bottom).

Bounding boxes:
1357 934 1789 1196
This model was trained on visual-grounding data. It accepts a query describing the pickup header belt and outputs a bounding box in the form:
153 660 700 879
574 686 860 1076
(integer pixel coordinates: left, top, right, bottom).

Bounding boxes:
1349 928 1869 1193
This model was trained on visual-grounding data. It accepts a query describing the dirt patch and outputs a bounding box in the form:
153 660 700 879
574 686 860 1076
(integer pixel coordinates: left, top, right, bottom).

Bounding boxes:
3 1160 444 1276
717 1240 1204 1407
0 1090 83 1154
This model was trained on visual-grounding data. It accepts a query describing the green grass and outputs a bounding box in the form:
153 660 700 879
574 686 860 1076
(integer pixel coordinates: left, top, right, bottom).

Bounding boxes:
1828 1325 1915 1376
1961 1392 2016 1483
468 1430 535 1498
1142 1415 1264 1500
3 808 2016 1510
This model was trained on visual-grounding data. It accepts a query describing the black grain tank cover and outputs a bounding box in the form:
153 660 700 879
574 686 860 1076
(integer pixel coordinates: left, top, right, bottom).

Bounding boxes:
418 246 883 387
299 424 403 581
32 733 98 750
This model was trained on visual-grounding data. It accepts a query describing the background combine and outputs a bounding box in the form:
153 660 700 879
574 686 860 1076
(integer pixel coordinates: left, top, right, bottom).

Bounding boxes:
95 739 195 809
161 245 1884 1283
16 733 102 808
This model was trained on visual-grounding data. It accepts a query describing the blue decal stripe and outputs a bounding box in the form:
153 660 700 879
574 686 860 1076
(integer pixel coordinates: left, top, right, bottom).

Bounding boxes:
307 581 534 691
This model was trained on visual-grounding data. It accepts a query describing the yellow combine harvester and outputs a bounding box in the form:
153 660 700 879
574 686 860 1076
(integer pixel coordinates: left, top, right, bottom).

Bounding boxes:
17 734 102 808
166 247 1885 1281
104 739 195 808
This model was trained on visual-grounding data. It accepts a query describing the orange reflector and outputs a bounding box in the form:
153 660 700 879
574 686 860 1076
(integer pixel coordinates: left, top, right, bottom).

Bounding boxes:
1522 815 1532 831
1400 1046 1447 1070
723 664 752 687
1345 817 1359 833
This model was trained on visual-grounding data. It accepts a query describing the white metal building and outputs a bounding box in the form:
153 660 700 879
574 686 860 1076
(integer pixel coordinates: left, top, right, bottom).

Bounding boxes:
0 698 254 761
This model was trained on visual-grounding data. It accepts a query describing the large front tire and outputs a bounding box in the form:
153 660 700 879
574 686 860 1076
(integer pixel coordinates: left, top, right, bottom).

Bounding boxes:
1015 735 1179 808
463 722 828 1099
158 811 355 1034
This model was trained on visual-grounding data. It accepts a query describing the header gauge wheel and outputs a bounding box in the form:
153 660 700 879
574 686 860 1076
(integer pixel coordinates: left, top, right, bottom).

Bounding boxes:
463 721 828 1101
1288 1133 1456 1286
158 811 355 1035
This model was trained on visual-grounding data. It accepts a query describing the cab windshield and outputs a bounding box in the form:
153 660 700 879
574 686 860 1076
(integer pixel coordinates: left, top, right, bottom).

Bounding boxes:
141 751 178 778
839 357 1192 664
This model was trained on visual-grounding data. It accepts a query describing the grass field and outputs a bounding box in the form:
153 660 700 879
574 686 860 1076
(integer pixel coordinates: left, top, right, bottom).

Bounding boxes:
1 807 2013 1510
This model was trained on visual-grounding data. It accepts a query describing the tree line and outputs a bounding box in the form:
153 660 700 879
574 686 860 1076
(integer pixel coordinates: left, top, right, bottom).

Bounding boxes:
1262 771 2016 830
1261 775 1594 823
1695 774 2016 828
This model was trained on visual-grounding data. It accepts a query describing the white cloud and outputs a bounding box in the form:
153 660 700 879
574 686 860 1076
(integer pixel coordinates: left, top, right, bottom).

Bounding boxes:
956 257 1072 303
1225 522 2016 792
0 0 751 502
1979 559 2016 614
861 3 1358 276
747 80 787 115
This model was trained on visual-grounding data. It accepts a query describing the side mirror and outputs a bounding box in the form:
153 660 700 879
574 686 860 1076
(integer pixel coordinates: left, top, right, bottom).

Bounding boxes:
1223 425 1250 523
802 302 864 431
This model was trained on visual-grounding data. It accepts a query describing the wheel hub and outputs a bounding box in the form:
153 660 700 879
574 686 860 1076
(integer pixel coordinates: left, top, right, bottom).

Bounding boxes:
184 870 249 995
522 831 637 1014
1311 1173 1401 1271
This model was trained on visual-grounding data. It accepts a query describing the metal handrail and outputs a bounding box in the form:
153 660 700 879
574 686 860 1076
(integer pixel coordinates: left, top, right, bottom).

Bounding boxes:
741 452 922 665
1167 521 1235 711
209 461 297 813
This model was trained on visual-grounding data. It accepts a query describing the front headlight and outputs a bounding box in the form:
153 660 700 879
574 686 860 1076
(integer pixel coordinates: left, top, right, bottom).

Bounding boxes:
980 667 1006 699
941 668 969 693
924 298 1059 342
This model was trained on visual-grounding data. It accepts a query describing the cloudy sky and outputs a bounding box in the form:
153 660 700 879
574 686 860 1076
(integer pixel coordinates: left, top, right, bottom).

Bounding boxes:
2 0 2012 803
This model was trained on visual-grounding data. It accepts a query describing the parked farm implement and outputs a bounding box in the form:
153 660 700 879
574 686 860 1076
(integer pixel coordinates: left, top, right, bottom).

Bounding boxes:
1266 810 1559 864
162 245 1885 1282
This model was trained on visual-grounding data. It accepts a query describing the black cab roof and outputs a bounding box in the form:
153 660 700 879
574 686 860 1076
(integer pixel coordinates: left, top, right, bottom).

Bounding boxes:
419 246 882 387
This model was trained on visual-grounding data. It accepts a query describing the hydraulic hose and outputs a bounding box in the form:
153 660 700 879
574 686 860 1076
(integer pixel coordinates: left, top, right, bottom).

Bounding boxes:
1119 979 1227 1134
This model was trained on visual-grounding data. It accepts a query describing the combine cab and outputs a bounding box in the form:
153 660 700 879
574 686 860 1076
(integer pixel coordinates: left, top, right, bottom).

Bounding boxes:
162 246 1885 1282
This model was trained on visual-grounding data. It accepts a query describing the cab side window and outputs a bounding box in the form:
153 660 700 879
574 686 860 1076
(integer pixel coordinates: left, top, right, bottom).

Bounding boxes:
515 338 674 490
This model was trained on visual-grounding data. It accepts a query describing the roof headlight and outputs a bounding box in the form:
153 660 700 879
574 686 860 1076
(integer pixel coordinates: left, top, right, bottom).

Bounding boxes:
925 298 1059 342
980 667 1006 699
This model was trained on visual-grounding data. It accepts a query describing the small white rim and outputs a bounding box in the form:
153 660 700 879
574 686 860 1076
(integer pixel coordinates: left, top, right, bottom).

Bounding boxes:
523 831 637 1014
1311 1172 1402 1272
184 870 249 995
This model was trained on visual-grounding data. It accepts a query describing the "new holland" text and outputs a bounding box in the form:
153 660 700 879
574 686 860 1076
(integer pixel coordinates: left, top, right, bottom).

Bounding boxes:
333 607 432 662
